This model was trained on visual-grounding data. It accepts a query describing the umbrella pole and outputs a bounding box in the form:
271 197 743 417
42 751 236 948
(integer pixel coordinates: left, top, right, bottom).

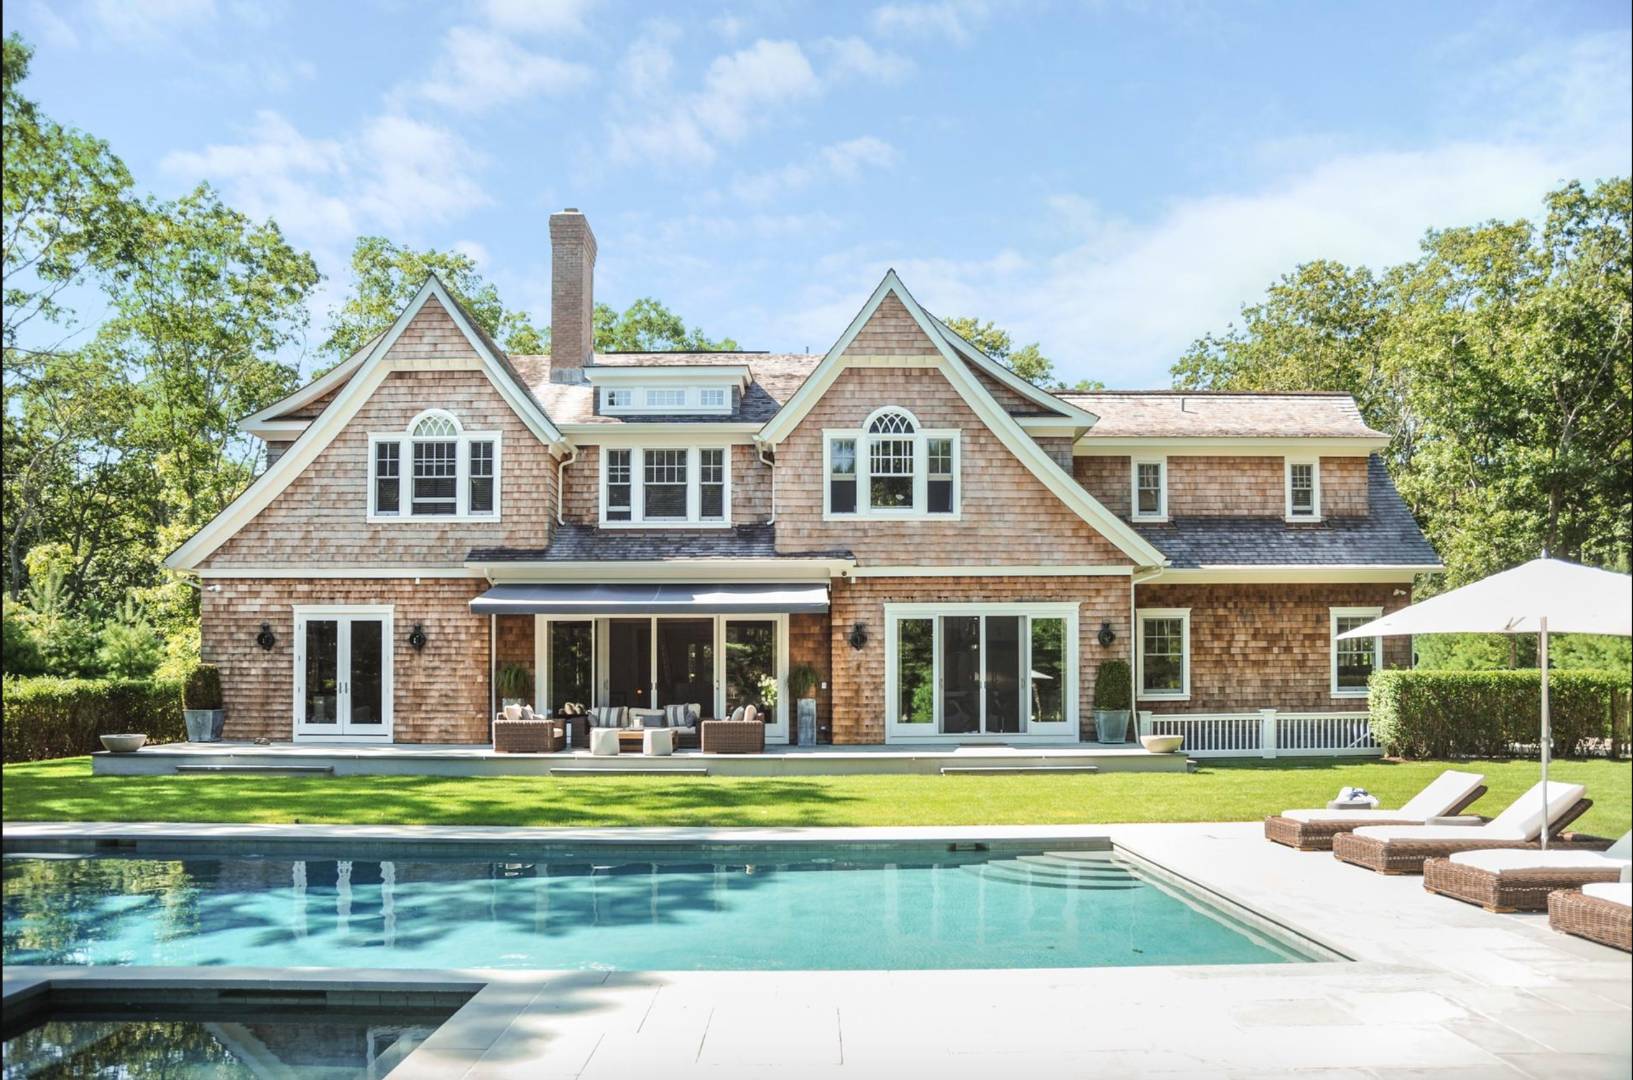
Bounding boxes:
1540 616 1550 852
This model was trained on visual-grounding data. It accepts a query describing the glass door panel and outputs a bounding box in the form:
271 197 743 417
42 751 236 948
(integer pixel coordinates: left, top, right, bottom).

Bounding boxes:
304 620 339 729
896 619 935 727
983 616 1022 734
657 619 715 716
1029 618 1066 726
606 619 651 709
549 621 594 714
724 621 775 719
348 619 384 729
941 616 980 734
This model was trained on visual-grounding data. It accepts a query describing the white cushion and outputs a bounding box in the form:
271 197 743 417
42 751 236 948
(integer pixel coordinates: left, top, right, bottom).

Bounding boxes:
1486 781 1587 839
1353 825 1529 842
642 728 674 756
1398 770 1486 819
1282 809 1479 824
1581 882 1632 907
588 728 620 756
1450 848 1632 872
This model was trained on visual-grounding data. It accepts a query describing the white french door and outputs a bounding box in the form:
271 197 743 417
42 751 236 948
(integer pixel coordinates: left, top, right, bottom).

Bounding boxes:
294 605 394 741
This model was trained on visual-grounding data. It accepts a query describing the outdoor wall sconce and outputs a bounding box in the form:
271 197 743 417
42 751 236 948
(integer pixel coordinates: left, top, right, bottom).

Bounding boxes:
407 624 427 651
848 621 869 650
1097 621 1116 647
255 623 277 651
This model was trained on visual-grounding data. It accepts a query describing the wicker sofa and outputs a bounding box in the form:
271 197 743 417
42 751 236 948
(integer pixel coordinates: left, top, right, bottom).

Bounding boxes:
700 719 766 754
1548 883 1632 952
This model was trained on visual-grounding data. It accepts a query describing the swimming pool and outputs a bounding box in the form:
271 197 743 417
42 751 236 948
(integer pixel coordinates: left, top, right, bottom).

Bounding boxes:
2 844 1321 971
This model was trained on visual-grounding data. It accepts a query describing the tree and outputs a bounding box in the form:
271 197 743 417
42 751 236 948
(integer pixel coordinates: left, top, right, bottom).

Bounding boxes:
593 297 737 352
320 236 545 364
942 315 1056 385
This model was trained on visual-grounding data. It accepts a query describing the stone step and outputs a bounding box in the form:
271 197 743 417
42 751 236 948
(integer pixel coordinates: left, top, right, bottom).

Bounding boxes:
967 863 1144 891
173 764 334 776
939 765 1100 775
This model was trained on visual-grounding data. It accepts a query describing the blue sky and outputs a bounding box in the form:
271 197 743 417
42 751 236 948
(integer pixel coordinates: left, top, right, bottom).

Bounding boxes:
8 0 1631 386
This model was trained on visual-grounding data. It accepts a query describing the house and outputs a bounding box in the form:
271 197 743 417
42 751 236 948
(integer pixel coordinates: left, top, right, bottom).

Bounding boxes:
165 210 1440 747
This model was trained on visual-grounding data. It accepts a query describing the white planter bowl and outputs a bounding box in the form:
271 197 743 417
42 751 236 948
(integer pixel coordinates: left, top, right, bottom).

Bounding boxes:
1140 734 1184 754
100 733 148 754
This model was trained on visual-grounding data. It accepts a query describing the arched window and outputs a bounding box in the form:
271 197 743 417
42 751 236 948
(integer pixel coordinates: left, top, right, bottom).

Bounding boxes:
826 406 958 518
369 410 501 520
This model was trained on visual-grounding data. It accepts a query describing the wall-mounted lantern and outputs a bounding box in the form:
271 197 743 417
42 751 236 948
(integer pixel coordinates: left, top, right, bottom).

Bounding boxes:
255 623 277 651
1097 621 1116 647
407 624 427 651
848 621 869 650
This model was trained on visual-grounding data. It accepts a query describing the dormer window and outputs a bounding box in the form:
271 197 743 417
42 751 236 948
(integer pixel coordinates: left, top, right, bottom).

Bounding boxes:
1286 459 1320 521
604 388 633 409
591 366 746 417
1131 458 1167 521
369 410 501 521
825 407 959 519
646 388 687 409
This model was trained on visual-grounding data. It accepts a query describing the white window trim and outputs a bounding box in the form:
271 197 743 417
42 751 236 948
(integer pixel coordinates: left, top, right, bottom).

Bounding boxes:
822 407 961 521
600 384 734 416
1285 457 1322 522
291 603 395 743
1130 456 1168 522
598 445 733 528
883 601 1078 742
1136 607 1191 702
367 410 502 523
1330 606 1384 698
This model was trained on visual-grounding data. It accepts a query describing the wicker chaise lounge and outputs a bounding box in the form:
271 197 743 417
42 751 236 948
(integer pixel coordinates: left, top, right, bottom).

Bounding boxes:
1264 770 1488 851
1423 831 1632 912
1331 780 1608 875
1548 882 1632 952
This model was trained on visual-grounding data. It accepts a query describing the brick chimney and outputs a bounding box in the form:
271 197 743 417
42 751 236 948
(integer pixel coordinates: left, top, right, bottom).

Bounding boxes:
549 208 596 383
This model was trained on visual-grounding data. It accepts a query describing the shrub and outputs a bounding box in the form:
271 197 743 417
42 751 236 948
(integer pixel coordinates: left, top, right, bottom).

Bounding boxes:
1093 659 1132 712
3 606 44 675
2 676 185 762
182 663 223 710
496 663 532 700
787 663 819 699
1369 668 1631 759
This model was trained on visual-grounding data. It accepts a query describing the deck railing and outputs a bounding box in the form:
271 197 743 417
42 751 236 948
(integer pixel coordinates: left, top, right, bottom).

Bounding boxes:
1142 709 1379 759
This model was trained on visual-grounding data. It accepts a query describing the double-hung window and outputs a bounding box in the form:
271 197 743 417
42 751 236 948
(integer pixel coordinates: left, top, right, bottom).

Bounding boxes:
1286 459 1320 520
1136 608 1190 700
370 410 500 521
601 447 730 526
1331 607 1383 697
824 407 959 518
1131 458 1166 520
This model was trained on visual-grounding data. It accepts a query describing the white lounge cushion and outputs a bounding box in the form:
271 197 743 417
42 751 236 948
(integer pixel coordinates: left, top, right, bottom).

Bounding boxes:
1581 882 1632 907
1281 769 1484 822
1485 780 1588 840
1450 848 1632 873
1354 824 1530 842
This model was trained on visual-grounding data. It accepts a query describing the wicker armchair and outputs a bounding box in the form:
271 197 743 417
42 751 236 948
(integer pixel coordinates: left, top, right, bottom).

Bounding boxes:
493 716 562 753
700 719 766 754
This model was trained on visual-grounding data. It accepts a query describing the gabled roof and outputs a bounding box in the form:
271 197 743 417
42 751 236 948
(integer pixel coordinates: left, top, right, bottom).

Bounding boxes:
757 270 1167 567
922 311 1098 427
167 276 568 572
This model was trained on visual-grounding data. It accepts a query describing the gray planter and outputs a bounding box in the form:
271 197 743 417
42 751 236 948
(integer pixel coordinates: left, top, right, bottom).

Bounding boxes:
184 708 224 742
1093 709 1131 744
796 698 818 746
99 733 147 753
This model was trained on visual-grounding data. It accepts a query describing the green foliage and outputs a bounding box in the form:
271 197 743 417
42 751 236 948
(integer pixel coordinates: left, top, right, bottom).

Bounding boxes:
593 297 737 352
95 597 160 678
757 673 779 710
1 676 184 762
1413 632 1632 672
1174 179 1632 590
181 662 222 710
1092 659 1132 711
2 602 42 673
496 663 532 700
319 236 545 364
943 315 1056 385
1369 668 1630 759
787 662 819 698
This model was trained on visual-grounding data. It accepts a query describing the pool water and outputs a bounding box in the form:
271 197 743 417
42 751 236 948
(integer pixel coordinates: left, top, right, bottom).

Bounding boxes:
1 1004 452 1078
2 847 1315 971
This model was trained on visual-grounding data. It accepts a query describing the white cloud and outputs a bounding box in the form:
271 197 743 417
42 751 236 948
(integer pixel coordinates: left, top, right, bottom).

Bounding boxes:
481 0 597 34
819 36 914 83
415 26 592 111
619 24 680 101
88 0 216 41
453 240 491 268
870 0 989 44
608 39 821 167
355 115 492 231
730 136 898 203
24 1 81 48
711 13 747 40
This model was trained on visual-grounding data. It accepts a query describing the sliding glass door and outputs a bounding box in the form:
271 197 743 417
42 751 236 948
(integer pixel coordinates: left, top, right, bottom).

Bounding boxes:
885 604 1076 741
294 606 393 740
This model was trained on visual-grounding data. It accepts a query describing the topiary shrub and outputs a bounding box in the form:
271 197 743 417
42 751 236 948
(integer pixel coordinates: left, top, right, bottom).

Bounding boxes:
1093 659 1132 712
787 662 819 699
497 663 532 701
1369 668 1630 759
2 676 186 762
182 663 223 710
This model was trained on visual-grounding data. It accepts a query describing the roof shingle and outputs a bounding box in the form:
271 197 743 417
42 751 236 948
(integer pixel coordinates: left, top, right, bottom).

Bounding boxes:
512 353 819 425
1063 391 1385 439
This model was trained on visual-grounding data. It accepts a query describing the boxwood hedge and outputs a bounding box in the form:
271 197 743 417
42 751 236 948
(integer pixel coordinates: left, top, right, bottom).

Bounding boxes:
2 676 185 763
1369 668 1631 759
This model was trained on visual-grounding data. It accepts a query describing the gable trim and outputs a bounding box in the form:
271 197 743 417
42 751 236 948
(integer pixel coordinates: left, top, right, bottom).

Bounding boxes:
166 277 567 572
758 270 1167 567
923 311 1099 426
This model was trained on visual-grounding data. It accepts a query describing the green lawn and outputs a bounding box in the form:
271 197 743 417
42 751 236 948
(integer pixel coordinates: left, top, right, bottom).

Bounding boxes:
3 756 1627 835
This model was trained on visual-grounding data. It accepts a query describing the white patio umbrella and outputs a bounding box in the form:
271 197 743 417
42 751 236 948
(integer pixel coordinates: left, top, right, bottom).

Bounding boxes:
1338 558 1633 849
